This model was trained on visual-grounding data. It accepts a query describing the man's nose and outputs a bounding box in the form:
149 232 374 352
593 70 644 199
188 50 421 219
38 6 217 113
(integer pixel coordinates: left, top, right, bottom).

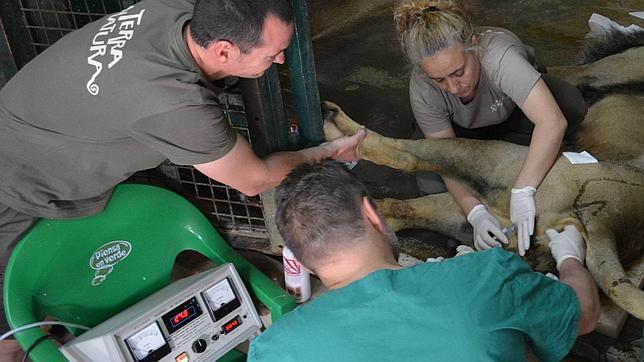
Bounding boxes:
273 51 286 64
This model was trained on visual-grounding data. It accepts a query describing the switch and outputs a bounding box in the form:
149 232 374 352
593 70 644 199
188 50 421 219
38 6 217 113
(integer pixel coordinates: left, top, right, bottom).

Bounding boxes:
192 339 207 353
175 352 189 362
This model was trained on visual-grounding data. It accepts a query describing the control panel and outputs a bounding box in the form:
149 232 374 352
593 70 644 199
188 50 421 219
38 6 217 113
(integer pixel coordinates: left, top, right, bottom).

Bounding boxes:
60 263 262 361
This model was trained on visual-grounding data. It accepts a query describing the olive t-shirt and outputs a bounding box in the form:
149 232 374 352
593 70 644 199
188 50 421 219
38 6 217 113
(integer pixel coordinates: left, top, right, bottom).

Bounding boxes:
409 27 541 135
0 0 237 218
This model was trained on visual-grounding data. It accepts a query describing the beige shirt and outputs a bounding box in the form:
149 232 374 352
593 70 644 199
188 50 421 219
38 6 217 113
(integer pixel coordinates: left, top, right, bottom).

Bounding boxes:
409 27 541 134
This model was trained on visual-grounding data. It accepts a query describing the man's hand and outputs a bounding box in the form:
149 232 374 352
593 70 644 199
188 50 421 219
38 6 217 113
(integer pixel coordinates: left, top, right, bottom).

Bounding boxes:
323 126 366 162
467 204 508 251
510 186 536 256
546 225 586 271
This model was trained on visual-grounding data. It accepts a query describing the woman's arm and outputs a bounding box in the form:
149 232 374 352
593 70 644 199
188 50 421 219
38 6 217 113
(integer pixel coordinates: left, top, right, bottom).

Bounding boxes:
424 128 480 214
514 78 567 188
426 128 508 249
510 78 568 254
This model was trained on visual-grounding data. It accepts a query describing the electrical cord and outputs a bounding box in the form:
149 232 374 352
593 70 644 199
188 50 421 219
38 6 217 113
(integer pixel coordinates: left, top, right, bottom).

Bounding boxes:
0 321 90 341
21 334 53 362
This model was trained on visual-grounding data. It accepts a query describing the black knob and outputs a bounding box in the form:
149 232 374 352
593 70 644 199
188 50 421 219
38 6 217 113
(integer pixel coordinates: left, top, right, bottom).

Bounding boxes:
212 334 219 341
192 339 207 353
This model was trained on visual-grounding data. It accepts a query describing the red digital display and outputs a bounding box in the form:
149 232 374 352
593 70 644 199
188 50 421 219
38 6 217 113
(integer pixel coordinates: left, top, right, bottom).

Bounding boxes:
222 316 242 335
225 319 238 331
171 308 193 327
162 297 203 334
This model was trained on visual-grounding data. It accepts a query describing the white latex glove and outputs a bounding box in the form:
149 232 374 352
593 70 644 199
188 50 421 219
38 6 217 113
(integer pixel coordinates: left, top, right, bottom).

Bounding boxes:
426 256 445 263
510 186 537 256
455 245 475 257
466 204 508 251
546 225 586 271
426 246 475 262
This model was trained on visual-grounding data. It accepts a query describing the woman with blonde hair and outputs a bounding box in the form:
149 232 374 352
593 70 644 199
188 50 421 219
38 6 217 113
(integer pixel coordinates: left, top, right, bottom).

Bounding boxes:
394 0 587 256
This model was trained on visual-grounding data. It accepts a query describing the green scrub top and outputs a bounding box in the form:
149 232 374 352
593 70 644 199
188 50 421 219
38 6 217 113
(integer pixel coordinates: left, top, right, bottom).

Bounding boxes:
248 248 579 362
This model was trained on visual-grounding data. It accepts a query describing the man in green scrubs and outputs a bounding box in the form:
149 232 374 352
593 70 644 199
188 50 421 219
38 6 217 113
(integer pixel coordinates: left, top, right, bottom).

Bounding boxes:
248 161 599 362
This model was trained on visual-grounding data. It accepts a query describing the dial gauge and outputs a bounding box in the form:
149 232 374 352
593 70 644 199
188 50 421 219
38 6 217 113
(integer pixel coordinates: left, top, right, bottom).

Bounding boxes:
202 278 241 321
203 278 235 312
126 322 167 360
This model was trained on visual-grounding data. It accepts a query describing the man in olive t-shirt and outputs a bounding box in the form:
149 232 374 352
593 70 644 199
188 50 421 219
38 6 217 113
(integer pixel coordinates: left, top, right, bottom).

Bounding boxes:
0 1 365 357
248 161 599 362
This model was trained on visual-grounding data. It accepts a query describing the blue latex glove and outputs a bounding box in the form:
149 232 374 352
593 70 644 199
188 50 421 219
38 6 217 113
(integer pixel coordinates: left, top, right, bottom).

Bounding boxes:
510 186 536 256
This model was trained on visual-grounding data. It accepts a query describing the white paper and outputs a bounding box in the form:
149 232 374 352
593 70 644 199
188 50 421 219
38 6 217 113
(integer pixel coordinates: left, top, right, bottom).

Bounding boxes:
629 11 644 20
562 151 599 164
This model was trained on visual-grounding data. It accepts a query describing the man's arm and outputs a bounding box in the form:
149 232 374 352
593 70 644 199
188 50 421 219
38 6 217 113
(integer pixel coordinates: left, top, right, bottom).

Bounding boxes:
547 226 600 335
558 259 600 335
194 130 365 196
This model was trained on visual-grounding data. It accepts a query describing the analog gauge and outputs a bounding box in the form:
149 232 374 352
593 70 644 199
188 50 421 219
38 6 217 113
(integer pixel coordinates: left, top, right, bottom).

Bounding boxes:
126 322 167 361
202 278 240 321
203 279 236 312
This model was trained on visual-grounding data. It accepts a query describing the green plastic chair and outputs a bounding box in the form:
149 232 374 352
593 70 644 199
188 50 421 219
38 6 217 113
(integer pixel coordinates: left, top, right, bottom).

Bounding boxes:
3 183 295 361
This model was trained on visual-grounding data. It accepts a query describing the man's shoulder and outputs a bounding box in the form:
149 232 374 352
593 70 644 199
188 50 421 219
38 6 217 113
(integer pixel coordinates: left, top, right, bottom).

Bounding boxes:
247 296 339 361
434 247 528 273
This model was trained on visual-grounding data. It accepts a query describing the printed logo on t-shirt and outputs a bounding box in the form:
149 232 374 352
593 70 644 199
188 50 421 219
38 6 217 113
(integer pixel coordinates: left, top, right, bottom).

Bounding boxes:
490 96 507 112
86 6 146 96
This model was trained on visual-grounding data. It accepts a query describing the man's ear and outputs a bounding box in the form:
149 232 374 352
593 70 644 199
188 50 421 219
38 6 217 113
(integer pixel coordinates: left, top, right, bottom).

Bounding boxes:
209 40 239 63
362 196 385 233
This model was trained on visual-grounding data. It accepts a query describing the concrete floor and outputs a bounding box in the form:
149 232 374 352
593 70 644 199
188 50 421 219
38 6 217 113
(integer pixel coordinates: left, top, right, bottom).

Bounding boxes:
305 1 643 360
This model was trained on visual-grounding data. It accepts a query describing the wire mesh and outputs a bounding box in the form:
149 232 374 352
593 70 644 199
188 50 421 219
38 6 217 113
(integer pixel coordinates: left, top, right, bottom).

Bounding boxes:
18 0 138 53
173 92 268 239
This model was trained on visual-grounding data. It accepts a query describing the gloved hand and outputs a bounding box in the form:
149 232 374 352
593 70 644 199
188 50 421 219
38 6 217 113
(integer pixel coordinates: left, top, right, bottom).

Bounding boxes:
426 256 445 263
510 186 537 256
426 246 475 262
467 204 508 251
546 225 586 271
455 245 475 257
